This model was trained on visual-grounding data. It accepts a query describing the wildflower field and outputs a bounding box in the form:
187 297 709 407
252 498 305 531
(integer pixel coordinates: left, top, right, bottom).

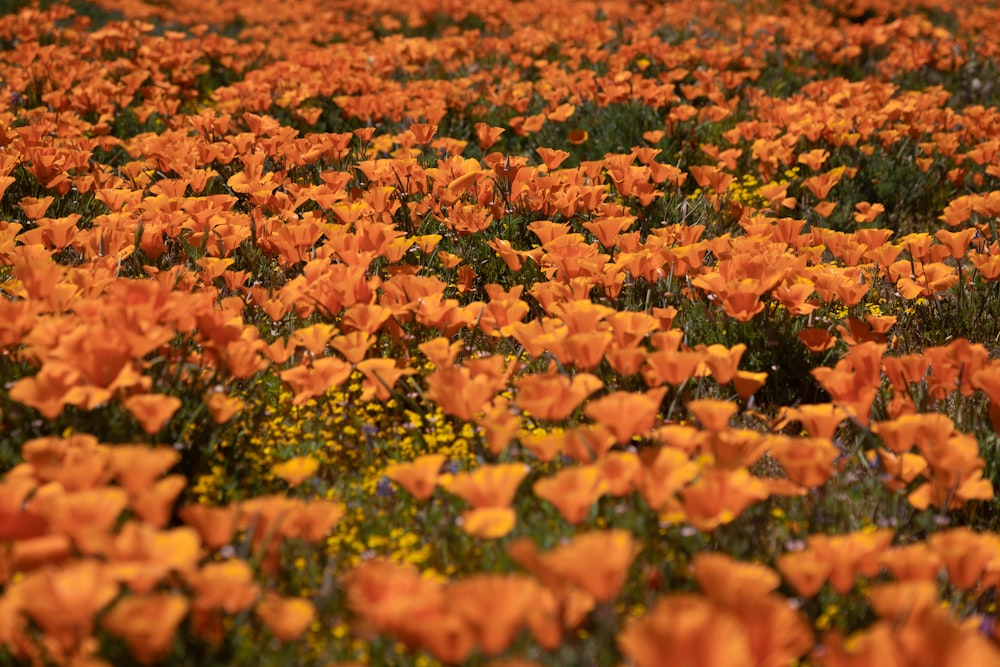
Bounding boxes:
6 0 1000 664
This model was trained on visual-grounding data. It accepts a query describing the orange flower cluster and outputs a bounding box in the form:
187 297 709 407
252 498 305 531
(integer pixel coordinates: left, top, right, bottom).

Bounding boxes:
0 434 340 664
3 0 1000 664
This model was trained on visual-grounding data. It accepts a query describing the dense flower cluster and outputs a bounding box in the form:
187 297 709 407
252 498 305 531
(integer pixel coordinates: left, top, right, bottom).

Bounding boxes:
3 0 1000 665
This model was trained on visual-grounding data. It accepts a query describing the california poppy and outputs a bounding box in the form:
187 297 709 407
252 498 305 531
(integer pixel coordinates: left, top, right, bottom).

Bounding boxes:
384 454 446 501
533 465 607 524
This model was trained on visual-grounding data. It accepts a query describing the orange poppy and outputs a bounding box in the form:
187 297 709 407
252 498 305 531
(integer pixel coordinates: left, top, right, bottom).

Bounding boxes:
185 560 261 614
461 507 518 539
384 454 446 501
768 436 840 488
681 467 770 531
108 445 179 496
102 593 189 664
255 591 316 642
272 456 319 487
179 504 238 550
447 574 539 655
514 371 603 422
687 398 738 432
638 446 700 511
880 543 943 582
928 528 995 591
438 463 529 509
533 465 607 524
618 595 753 667
583 387 667 444
539 530 638 602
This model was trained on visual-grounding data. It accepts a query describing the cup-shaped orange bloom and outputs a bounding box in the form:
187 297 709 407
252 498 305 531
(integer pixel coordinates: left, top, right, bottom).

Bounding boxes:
687 398 738 432
533 465 607 524
447 574 540 655
272 456 319 488
809 529 894 595
514 371 603 422
179 504 238 550
700 343 746 385
109 445 179 496
777 549 833 598
681 467 769 532
879 543 943 582
618 594 753 667
599 451 642 497
798 327 837 353
584 387 667 444
642 349 703 387
255 591 316 642
438 463 529 509
928 527 996 591
131 474 186 528
461 507 518 539
540 530 638 602
768 436 840 488
279 356 352 406
639 447 699 511
384 454 446 501
692 552 781 606
123 394 183 435
778 404 848 440
732 370 768 400
695 554 813 667
17 559 119 653
185 560 260 614
102 593 189 664
561 423 616 463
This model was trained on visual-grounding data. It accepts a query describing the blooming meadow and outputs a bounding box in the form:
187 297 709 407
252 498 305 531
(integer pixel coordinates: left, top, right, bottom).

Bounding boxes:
4 0 1000 664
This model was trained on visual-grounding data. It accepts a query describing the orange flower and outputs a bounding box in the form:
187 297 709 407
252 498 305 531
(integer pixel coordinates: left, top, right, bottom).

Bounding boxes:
185 560 260 614
272 456 319 487
474 122 505 150
109 445 179 496
778 403 848 440
692 552 780 605
447 574 539 655
583 387 667 444
384 454 446 501
122 394 183 434
687 398 738 432
776 549 833 598
540 530 638 602
438 463 529 509
599 451 642 496
798 327 837 353
102 593 189 665
693 553 813 667
642 349 703 387
533 465 607 524
17 560 119 653
279 356 352 406
880 543 943 582
179 504 238 549
680 467 769 531
514 371 603 421
768 436 840 488
461 507 518 539
809 530 894 595
618 595 753 667
928 527 995 590
131 474 186 528
638 447 699 511
254 591 316 642
356 358 414 401
732 370 767 400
